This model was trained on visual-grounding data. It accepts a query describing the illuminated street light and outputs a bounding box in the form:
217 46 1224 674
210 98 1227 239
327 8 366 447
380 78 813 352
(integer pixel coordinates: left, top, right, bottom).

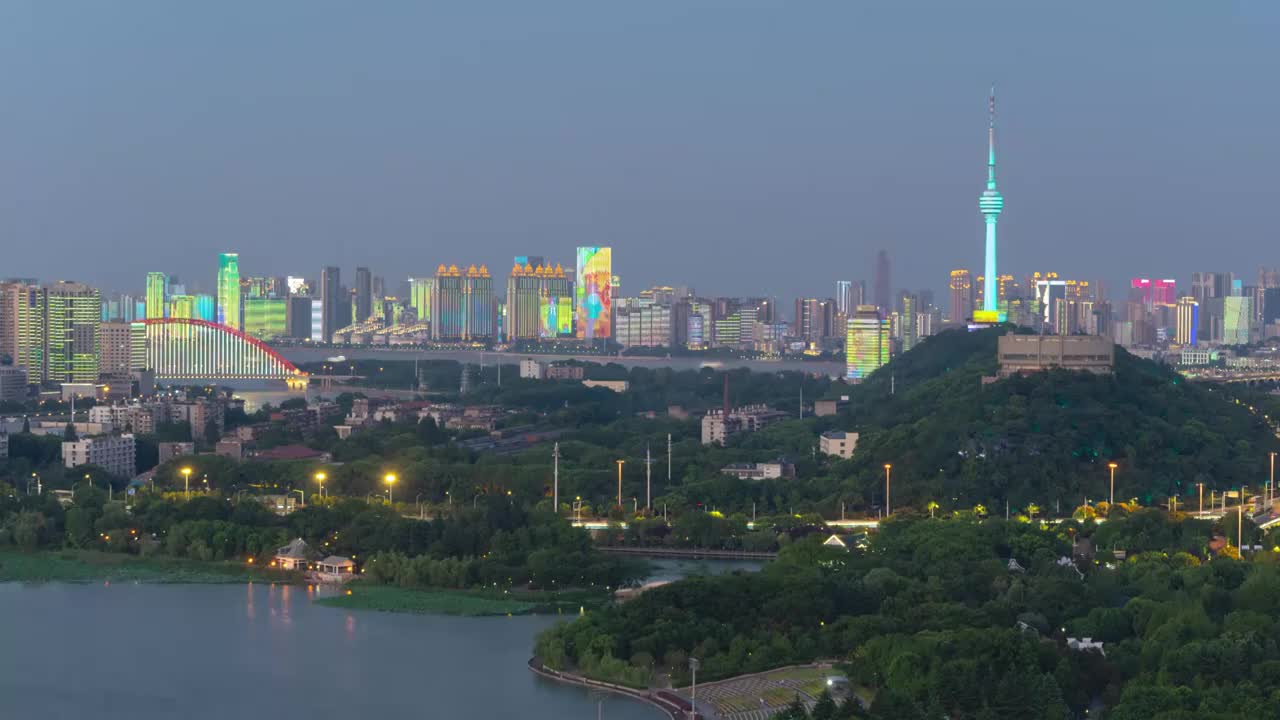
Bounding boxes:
884 464 892 515
616 460 625 509
315 471 327 498
181 467 192 499
384 473 397 504
1108 462 1118 507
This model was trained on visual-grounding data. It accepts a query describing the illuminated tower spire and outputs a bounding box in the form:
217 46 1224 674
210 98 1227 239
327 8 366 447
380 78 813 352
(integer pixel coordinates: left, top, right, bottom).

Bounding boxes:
978 85 1005 315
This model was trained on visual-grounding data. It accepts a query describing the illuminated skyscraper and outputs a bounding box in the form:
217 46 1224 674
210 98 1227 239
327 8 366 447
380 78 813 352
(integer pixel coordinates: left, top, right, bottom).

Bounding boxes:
430 264 495 340
45 281 101 384
244 298 288 339
145 272 168 319
575 247 612 340
168 295 195 319
1176 296 1198 346
978 87 1005 317
846 305 890 381
408 276 433 324
506 261 572 341
0 281 45 378
900 294 918 351
216 253 241 330
948 270 972 323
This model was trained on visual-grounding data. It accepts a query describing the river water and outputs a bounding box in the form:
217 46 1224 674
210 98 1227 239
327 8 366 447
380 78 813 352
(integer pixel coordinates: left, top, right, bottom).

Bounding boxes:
0 560 762 719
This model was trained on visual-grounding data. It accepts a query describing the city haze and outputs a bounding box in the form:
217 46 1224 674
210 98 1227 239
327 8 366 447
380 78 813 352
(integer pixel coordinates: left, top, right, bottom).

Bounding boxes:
1 2 1277 298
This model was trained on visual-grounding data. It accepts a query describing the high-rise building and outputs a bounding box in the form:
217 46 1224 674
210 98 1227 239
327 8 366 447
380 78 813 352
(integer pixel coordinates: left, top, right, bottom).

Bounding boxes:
1223 296 1253 345
355 267 373 323
430 264 495 340
614 297 674 348
408 276 433 324
244 298 288 339
216 253 241 330
1176 297 1199 346
286 296 313 339
873 250 891 312
949 270 973 323
846 305 890 381
192 294 215 322
978 87 1005 318
900 294 918 351
506 261 572 340
45 281 101 384
575 247 612 340
320 266 341 343
145 272 167 319
0 282 45 377
835 281 854 316
168 294 195 320
99 321 146 380
794 298 835 344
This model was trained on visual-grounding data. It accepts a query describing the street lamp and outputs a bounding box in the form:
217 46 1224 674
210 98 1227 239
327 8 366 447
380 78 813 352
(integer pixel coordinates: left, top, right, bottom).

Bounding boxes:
616 459 625 509
688 657 701 720
883 464 892 516
181 467 192 499
384 473 397 504
1108 462 1118 507
315 471 327 498
1270 452 1276 506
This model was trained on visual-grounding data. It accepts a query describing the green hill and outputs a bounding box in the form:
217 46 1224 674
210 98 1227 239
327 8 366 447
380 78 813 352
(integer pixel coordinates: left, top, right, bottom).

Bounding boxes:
830 327 1279 510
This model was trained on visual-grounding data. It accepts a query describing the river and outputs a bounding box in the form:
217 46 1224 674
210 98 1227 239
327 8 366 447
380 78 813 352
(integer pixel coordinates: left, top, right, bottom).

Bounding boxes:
0 559 762 719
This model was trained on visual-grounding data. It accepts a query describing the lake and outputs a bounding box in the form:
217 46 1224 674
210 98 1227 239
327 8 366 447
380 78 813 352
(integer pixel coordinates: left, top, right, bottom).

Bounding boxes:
0 582 663 719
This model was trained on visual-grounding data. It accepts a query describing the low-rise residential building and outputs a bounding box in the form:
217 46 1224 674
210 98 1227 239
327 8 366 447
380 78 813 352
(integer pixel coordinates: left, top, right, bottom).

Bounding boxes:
158 441 195 464
519 358 545 380
215 440 243 460
582 379 629 392
819 430 859 459
546 364 584 381
720 460 794 480
813 398 848 417
0 365 29 403
62 434 136 478
701 404 790 445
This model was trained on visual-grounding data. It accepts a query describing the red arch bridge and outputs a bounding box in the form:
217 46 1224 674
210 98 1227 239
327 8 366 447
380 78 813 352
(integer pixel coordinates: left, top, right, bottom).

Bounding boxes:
141 318 308 387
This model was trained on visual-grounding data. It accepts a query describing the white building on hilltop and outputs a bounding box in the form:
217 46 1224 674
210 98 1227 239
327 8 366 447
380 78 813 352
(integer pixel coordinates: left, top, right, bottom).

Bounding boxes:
63 434 136 479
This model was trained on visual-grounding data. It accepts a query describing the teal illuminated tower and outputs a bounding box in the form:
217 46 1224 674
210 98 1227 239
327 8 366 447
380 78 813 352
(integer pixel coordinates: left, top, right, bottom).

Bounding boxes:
978 86 1004 316
217 253 241 330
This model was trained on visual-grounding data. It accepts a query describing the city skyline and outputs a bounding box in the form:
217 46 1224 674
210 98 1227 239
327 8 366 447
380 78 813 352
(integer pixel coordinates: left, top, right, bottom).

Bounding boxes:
3 3 1279 301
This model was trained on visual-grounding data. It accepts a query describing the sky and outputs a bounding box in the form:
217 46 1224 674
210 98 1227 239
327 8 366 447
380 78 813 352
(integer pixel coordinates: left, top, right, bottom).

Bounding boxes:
1 2 1278 304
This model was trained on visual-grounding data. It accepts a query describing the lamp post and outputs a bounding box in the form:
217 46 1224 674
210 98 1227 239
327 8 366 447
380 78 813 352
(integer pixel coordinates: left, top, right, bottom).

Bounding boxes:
315 471 327 498
688 657 700 720
615 459 625 509
1108 462 1118 507
181 467 192 500
883 464 892 516
384 473 397 504
1270 452 1276 506
1197 482 1204 516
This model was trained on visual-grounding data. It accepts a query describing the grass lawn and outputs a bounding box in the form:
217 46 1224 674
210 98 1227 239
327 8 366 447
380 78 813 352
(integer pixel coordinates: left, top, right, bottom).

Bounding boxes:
315 583 540 616
0 550 297 584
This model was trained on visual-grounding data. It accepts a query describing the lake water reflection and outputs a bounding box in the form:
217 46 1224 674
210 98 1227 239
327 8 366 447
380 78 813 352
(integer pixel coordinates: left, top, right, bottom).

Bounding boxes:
0 582 662 720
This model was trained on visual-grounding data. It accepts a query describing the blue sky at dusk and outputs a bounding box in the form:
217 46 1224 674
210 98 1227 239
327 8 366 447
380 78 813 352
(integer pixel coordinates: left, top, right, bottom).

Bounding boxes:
1 2 1277 302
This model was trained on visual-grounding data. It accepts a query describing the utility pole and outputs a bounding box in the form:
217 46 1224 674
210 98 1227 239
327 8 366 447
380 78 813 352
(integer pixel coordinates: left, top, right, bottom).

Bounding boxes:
615 459 625 509
1270 452 1276 506
553 443 560 513
799 384 803 419
1198 482 1204 516
643 445 654 511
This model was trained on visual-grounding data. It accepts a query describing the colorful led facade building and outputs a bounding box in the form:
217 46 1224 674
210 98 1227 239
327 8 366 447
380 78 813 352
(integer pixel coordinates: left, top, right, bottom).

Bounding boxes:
45 281 102 384
244 298 288 339
575 247 612 340
977 87 1005 321
169 294 195 320
846 305 890 381
408 276 433 324
145 272 168 319
217 253 241 330
430 264 495 341
0 281 45 379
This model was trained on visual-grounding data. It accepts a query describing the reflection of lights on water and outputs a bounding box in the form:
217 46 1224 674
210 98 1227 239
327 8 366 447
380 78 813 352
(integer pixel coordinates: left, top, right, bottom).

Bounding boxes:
345 614 356 640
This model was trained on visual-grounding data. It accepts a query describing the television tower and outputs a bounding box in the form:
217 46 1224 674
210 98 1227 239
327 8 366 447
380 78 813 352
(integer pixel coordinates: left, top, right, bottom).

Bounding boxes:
979 85 1005 314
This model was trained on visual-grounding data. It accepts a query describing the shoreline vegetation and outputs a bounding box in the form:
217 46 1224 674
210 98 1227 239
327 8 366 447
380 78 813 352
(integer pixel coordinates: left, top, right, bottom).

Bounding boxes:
0 549 300 585
0 551 615 618
314 581 605 617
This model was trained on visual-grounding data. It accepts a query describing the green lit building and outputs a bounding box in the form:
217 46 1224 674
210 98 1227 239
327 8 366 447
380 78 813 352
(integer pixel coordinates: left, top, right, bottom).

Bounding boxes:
217 253 241 329
169 295 196 319
244 298 288 339
145 272 168 319
45 281 102 384
409 276 433 324
0 282 46 380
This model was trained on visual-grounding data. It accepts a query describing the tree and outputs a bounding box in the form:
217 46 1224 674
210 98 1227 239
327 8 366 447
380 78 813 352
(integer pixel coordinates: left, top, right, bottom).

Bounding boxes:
64 423 78 442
